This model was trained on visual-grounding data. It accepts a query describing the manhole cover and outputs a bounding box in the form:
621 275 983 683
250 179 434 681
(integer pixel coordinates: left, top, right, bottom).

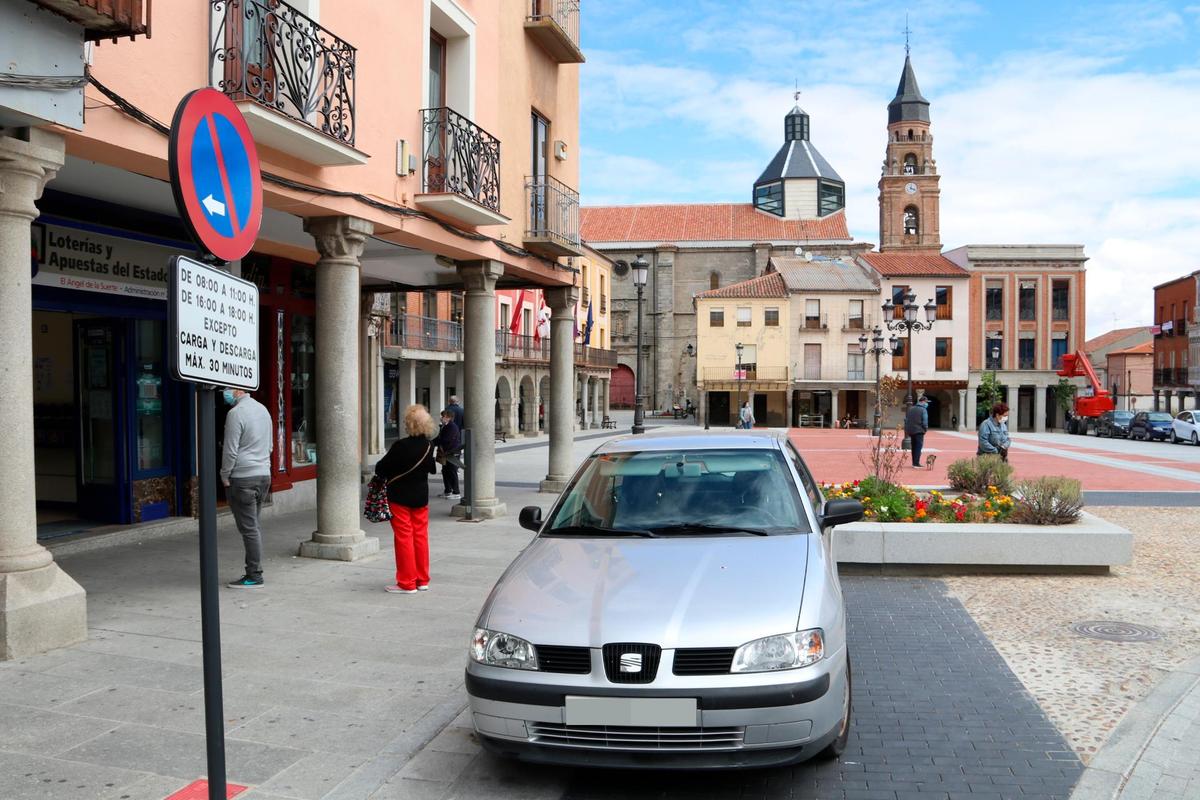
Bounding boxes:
1069 621 1162 642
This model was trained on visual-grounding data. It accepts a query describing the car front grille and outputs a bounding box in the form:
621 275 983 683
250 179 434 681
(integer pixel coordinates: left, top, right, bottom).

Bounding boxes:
602 643 661 683
536 645 591 675
529 723 745 751
672 647 737 675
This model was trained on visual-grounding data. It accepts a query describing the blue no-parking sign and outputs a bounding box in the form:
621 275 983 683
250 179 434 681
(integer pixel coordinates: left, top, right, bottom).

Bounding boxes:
168 88 263 263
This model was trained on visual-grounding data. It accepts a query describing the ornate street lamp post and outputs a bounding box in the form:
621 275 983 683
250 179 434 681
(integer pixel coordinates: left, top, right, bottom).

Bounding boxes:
881 291 937 449
631 254 649 435
735 341 745 428
859 326 898 437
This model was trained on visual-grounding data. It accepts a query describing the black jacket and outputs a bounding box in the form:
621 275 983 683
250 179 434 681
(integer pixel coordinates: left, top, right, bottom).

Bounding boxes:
447 402 465 430
375 435 436 508
904 403 929 435
436 420 461 454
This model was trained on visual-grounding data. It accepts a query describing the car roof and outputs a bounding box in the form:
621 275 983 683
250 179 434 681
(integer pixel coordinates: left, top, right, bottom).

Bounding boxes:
592 430 788 454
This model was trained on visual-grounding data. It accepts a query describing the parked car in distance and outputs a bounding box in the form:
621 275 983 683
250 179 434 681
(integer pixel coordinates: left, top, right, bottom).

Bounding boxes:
1170 410 1200 445
1095 410 1134 438
1129 411 1174 441
466 431 863 769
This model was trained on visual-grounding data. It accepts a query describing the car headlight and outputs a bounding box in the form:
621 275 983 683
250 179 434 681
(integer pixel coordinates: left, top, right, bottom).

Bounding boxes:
471 628 539 670
731 629 824 673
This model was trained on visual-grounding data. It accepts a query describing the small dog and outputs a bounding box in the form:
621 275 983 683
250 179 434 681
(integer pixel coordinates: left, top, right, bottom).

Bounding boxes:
925 454 937 471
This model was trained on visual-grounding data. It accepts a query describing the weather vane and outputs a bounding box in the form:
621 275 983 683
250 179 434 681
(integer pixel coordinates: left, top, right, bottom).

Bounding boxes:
903 13 912 55
794 78 801 103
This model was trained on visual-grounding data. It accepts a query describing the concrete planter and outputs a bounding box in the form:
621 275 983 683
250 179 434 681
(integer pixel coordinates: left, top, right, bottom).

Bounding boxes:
833 510 1132 571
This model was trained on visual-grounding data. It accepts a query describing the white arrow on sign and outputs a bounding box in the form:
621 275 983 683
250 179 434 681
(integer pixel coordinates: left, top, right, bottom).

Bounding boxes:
202 194 226 217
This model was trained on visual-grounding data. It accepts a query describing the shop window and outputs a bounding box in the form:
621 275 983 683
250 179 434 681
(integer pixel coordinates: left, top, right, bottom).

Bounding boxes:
291 315 317 466
134 320 166 471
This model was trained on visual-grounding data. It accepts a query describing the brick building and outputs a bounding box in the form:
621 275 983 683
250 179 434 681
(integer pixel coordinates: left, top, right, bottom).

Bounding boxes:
1152 271 1199 413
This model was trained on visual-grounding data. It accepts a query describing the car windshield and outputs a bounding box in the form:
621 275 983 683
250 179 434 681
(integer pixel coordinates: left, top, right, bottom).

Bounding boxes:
1114 412 1134 421
545 448 809 536
1148 413 1172 422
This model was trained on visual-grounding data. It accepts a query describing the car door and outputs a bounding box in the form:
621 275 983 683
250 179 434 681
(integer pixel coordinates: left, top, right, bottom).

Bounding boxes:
784 443 843 590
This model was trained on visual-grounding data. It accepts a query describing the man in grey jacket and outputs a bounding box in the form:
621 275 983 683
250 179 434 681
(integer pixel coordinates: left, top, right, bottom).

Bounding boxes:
221 388 273 588
904 396 930 468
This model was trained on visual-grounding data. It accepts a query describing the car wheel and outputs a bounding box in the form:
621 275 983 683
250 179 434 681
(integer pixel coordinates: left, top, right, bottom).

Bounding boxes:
818 655 852 760
1170 430 1178 444
1193 432 1199 446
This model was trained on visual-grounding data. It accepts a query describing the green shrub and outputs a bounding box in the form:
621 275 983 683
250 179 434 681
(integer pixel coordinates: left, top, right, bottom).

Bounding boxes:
856 476 915 522
1010 476 1084 525
946 455 1014 495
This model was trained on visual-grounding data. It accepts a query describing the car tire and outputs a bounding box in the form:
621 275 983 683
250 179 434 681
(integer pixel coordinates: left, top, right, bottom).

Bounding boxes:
1193 433 1199 446
818 654 852 760
1170 430 1178 444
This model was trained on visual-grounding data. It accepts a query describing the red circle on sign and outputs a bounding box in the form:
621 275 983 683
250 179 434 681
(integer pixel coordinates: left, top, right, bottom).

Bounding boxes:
168 88 263 263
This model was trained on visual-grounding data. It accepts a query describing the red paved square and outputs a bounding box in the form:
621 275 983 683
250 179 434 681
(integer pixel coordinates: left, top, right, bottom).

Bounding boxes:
164 780 247 800
786 429 1200 491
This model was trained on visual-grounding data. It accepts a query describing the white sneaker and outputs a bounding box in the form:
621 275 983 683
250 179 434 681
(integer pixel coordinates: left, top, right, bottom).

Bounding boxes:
417 585 430 592
384 585 418 594
446 493 462 501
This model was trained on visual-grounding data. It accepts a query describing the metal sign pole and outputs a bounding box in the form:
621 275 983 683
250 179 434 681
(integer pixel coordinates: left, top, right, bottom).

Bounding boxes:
197 385 227 800
462 428 473 521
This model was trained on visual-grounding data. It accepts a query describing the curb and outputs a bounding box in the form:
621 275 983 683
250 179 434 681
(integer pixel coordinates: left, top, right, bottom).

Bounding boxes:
1070 654 1200 799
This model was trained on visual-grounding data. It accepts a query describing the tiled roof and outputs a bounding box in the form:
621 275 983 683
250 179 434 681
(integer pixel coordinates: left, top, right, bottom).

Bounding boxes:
858 251 967 277
1109 341 1154 356
580 204 852 243
1084 326 1151 354
696 271 787 299
769 256 879 292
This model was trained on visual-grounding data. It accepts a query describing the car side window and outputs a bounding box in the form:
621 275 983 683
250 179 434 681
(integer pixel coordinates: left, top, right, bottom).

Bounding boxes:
786 445 823 511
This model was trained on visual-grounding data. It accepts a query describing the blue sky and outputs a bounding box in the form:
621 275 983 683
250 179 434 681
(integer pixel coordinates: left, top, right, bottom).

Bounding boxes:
578 1 1200 337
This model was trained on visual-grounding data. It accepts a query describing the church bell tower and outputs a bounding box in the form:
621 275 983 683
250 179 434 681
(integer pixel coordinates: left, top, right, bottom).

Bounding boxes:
878 54 941 251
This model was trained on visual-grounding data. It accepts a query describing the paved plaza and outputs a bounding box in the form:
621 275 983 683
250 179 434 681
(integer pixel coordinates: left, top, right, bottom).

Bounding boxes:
1 419 1198 799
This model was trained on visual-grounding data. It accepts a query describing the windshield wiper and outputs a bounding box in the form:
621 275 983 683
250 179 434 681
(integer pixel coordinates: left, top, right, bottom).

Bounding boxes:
645 523 771 537
546 523 659 538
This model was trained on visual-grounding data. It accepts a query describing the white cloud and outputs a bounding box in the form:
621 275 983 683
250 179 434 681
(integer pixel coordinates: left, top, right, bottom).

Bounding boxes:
580 12 1200 338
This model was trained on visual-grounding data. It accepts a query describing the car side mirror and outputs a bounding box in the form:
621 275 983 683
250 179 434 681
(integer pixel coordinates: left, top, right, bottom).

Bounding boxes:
519 506 544 532
822 498 865 528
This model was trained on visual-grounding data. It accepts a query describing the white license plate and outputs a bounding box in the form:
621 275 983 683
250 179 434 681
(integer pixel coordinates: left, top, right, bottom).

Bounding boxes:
564 696 698 727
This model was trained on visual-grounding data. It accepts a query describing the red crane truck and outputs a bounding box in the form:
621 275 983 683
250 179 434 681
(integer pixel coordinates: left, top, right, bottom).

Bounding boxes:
1057 351 1115 434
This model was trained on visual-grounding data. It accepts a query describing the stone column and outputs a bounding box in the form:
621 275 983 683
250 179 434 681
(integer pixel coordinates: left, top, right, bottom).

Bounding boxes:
1034 384 1047 433
579 374 591 430
541 286 578 492
603 378 611 421
589 376 601 428
430 360 446 414
453 362 465 399
0 130 86 660
966 387 978 431
360 297 387 479
957 389 967 431
785 389 793 429
829 391 839 429
299 216 380 561
397 358 416 408
455 261 505 518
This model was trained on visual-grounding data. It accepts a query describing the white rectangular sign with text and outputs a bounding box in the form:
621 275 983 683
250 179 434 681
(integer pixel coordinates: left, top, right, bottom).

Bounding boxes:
169 255 260 390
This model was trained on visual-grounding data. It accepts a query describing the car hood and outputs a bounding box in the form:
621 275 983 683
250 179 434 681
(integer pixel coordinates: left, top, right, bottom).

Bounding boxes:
480 535 809 649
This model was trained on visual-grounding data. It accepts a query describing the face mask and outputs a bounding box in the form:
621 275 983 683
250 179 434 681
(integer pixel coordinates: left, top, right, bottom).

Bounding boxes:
999 415 1009 424
223 389 237 406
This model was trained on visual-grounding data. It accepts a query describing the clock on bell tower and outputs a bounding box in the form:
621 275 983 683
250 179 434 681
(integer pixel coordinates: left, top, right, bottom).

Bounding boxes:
879 54 941 252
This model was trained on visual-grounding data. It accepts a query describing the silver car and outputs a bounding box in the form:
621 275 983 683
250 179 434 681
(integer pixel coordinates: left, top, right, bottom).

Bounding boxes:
466 431 864 769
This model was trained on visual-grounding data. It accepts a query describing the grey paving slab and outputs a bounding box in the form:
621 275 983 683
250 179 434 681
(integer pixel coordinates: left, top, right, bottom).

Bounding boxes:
58 723 308 786
228 705 404 756
0 667 108 709
0 750 149 800
58 683 271 734
0 701 122 756
256 751 369 800
42 650 206 693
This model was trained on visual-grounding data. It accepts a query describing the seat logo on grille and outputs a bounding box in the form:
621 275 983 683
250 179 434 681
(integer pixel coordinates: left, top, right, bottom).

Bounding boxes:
619 652 643 672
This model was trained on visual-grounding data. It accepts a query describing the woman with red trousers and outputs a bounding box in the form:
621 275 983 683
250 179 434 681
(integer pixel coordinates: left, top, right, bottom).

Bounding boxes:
375 404 437 594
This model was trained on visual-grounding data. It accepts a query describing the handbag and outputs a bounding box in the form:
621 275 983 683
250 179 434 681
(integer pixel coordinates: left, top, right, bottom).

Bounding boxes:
364 444 432 523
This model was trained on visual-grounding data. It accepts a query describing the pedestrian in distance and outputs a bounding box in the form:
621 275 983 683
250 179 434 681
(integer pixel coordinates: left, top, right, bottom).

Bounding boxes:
435 408 462 501
375 404 437 594
977 402 1012 461
447 394 465 431
904 395 930 468
220 388 273 588
738 401 755 430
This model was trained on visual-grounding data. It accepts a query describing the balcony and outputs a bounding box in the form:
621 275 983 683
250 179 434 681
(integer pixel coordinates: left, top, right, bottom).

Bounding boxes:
803 313 829 331
28 0 149 40
524 0 584 64
525 175 582 257
842 313 872 331
416 107 507 227
209 0 364 166
496 331 550 362
701 366 788 382
385 314 462 353
1154 368 1189 387
575 343 617 368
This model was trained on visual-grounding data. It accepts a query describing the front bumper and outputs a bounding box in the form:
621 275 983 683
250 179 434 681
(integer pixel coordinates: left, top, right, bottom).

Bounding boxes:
465 656 846 769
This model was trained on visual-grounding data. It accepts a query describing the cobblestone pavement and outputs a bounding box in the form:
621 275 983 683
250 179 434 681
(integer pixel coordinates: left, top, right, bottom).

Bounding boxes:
942 506 1200 764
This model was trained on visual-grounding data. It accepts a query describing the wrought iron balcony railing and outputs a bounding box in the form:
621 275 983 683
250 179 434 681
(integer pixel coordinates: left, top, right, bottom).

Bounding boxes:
525 175 581 256
421 107 502 214
210 0 356 146
701 366 788 382
525 0 583 63
386 314 462 353
496 331 550 362
574 344 617 368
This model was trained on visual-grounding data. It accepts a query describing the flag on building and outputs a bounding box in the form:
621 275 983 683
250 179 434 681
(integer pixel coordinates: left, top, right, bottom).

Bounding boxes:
583 300 594 345
509 289 527 335
533 291 549 343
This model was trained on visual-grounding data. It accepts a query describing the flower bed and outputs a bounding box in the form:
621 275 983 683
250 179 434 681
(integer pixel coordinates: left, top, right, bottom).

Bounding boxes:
822 477 1014 523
